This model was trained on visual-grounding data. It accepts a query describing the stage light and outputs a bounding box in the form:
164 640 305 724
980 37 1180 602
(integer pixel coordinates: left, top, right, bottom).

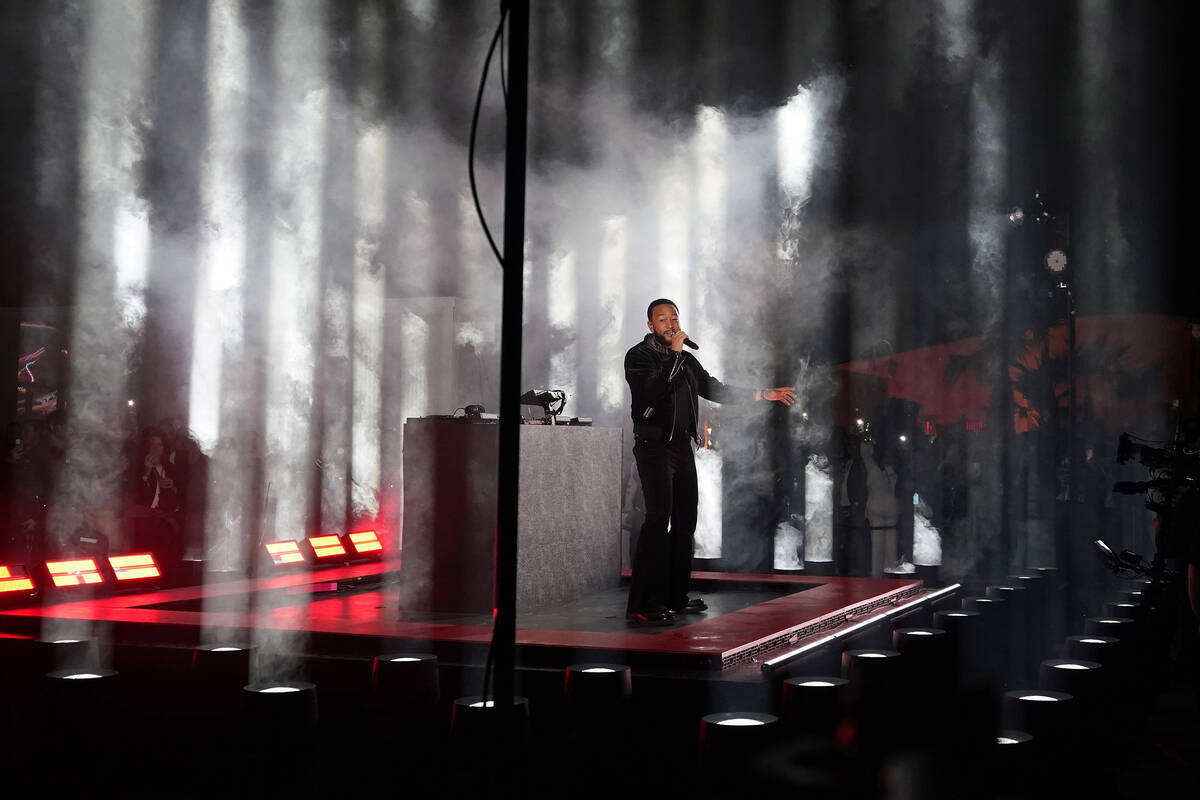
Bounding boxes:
892 627 951 687
372 652 440 712
1007 206 1024 226
1103 601 1144 623
1083 616 1135 637
45 668 120 710
563 663 632 712
698 712 779 768
842 649 903 703
1039 659 1103 702
450 695 531 747
192 643 253 685
44 558 104 587
242 681 319 732
994 729 1035 788
0 564 35 594
264 540 305 567
306 534 347 560
107 552 161 582
347 529 383 555
35 638 91 673
1002 689 1075 741
780 676 846 738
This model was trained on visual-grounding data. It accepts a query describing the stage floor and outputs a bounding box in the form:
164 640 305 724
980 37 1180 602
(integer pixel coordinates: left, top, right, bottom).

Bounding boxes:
0 559 922 671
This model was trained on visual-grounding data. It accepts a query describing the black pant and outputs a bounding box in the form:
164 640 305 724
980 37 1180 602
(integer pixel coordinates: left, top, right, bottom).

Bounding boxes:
627 434 697 613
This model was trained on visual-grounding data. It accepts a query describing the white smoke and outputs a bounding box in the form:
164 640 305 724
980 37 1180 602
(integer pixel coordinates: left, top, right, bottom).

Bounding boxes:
913 494 943 566
693 447 723 558
804 454 834 563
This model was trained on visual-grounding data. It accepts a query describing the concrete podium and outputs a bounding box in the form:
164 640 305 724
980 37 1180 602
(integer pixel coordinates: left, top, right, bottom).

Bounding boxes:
400 418 623 615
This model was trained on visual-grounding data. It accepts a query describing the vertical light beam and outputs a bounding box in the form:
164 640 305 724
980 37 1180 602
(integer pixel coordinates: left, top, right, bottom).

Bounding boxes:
193 0 251 582
350 2 388 520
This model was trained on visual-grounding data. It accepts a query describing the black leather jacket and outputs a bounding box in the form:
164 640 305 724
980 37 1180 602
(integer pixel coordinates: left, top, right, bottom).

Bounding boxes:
624 333 753 443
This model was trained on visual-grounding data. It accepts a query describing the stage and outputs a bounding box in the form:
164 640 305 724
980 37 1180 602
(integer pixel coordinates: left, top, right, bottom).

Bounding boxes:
0 560 924 676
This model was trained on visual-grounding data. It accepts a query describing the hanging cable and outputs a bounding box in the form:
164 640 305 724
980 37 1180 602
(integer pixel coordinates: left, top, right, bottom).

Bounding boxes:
468 5 508 271
499 7 508 104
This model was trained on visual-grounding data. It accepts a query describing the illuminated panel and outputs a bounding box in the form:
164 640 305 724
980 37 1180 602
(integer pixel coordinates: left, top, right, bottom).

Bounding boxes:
347 530 383 554
265 541 305 566
45 559 104 587
0 564 35 593
308 535 346 559
107 553 161 581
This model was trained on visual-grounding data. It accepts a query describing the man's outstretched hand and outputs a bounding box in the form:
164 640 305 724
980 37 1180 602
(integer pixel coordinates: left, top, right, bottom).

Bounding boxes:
763 387 797 406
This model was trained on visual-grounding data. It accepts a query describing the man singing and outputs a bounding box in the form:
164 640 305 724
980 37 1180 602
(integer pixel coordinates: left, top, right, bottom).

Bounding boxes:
625 298 797 624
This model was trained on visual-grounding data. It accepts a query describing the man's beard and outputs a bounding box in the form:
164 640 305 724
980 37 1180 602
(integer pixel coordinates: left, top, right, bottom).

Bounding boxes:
652 331 673 348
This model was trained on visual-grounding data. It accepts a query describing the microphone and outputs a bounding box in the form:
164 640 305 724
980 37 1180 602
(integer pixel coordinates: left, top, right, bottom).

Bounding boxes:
666 329 699 350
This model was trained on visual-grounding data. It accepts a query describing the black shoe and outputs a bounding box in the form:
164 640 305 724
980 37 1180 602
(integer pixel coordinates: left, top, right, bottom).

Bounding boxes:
625 607 675 626
669 596 707 614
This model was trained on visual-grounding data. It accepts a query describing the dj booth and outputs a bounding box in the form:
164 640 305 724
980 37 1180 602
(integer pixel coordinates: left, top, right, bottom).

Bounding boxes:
400 417 623 615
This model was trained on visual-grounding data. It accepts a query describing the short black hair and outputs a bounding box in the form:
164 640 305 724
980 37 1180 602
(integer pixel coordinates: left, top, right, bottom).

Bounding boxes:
646 298 678 320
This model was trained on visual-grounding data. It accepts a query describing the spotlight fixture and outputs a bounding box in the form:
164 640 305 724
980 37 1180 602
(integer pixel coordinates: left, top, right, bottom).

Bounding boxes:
346 530 384 556
36 637 91 673
1007 206 1024 226
1103 601 1144 623
193 644 253 690
263 540 306 567
780 676 846 737
1002 689 1074 740
243 681 320 732
305 534 347 561
45 668 120 712
1083 616 1135 637
42 558 104 588
107 552 161 583
563 663 632 710
1039 659 1103 701
450 695 531 747
372 653 440 711
698 712 779 769
0 564 35 595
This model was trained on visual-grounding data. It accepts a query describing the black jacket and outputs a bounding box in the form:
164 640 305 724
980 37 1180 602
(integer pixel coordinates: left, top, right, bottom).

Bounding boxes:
624 333 753 443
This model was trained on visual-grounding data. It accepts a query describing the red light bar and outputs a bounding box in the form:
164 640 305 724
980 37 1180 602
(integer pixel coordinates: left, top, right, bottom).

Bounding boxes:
347 530 383 554
0 564 35 593
308 535 346 559
108 553 161 581
45 559 104 587
265 541 305 566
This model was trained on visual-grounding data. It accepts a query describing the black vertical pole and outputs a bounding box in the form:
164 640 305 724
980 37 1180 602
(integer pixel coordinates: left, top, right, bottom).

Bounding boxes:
495 0 529 713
